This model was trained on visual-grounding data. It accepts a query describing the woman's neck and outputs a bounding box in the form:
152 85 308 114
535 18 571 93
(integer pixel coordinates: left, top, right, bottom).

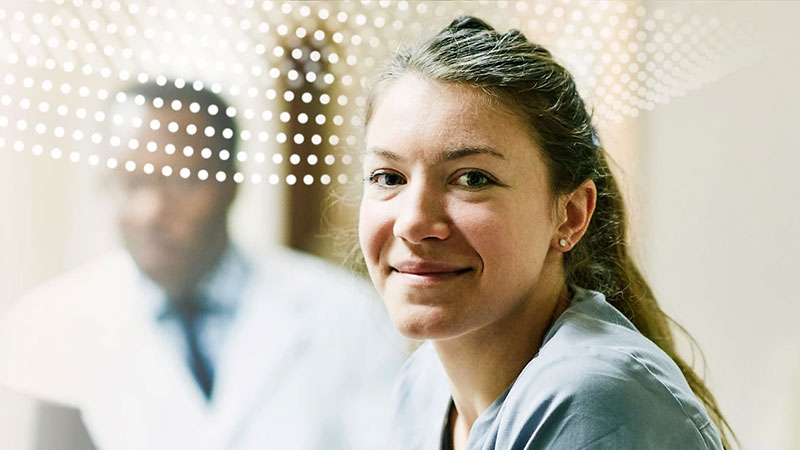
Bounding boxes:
433 271 571 441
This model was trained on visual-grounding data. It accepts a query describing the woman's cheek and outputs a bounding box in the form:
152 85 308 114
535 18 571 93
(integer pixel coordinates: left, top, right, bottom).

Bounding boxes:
358 199 393 272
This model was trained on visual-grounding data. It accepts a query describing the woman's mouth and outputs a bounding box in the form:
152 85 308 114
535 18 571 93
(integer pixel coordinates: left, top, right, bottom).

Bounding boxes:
389 261 473 286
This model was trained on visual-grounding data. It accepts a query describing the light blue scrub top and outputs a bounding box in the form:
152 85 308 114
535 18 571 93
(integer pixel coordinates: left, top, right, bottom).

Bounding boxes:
392 288 724 450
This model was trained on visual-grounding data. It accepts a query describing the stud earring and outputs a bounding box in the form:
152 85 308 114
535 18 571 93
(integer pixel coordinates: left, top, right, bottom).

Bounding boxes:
558 238 567 247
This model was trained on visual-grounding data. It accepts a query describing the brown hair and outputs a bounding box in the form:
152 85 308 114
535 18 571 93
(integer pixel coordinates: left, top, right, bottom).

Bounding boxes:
365 15 737 448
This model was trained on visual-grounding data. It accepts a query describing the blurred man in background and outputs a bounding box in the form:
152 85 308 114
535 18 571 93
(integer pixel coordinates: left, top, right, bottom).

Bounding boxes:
0 81 406 450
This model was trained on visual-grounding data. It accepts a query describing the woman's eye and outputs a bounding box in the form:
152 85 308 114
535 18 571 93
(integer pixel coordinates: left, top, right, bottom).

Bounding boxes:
367 171 406 187
454 170 493 188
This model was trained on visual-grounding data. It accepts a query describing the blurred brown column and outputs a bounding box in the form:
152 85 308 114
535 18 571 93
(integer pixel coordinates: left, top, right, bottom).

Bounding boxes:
281 38 329 256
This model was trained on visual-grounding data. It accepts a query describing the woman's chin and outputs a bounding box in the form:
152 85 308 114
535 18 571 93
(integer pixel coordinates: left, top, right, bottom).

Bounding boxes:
387 302 466 341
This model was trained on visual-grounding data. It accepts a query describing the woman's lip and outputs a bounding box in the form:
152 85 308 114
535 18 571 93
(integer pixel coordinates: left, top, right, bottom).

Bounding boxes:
390 261 472 275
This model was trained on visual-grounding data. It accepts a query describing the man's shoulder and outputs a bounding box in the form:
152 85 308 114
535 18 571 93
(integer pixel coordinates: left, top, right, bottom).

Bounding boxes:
4 251 136 316
0 251 137 405
247 246 377 302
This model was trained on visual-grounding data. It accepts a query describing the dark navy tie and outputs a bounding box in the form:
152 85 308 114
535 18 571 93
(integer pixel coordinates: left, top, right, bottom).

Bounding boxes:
174 298 215 400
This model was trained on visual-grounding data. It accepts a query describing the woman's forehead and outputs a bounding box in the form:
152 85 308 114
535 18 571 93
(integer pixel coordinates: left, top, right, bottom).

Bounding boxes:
365 76 538 163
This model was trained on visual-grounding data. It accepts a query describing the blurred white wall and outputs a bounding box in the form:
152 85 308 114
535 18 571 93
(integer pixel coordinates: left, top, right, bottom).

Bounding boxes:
639 3 800 449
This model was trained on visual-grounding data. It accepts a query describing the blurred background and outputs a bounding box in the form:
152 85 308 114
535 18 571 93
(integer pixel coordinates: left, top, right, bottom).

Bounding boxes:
0 1 797 449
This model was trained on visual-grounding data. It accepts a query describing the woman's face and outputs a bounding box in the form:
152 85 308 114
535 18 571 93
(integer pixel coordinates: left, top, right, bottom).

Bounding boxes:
359 76 564 340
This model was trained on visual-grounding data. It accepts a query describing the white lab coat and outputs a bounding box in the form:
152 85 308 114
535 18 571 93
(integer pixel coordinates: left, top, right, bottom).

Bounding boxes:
0 247 408 450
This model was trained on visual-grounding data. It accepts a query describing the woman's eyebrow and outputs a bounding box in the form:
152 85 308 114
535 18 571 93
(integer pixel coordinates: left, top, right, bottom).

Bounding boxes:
365 146 506 163
437 147 506 163
366 147 400 160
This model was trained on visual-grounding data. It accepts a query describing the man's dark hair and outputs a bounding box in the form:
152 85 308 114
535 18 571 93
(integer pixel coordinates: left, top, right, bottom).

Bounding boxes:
122 80 238 171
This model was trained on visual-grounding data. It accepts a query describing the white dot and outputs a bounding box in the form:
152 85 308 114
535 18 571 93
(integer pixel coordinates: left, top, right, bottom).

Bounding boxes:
219 149 230 161
269 174 280 185
276 133 287 144
311 134 322 145
214 171 226 182
200 148 212 159
168 122 179 133
337 174 348 184
293 134 304 144
106 157 117 168
324 155 335 165
125 160 136 172
307 154 318 165
289 154 301 165
205 126 215 137
222 128 233 139
320 174 331 185
165 144 176 155
286 174 297 185
143 163 155 174
186 124 197 135
272 153 283 164
180 168 191 178
303 174 314 185
198 169 209 180
233 172 245 183
162 165 173 176
51 148 62 160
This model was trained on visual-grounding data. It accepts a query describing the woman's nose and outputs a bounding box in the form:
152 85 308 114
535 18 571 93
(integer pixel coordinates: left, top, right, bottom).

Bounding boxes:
392 183 451 244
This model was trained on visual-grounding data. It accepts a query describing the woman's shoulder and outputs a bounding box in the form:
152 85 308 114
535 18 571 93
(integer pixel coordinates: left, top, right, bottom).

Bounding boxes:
493 289 723 449
391 342 451 450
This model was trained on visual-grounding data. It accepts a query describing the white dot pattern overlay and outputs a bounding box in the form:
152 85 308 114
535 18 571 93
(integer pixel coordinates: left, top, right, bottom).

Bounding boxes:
0 0 763 184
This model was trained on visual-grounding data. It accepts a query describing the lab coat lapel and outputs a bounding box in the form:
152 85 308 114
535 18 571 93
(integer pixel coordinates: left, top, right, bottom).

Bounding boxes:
86 267 214 450
208 263 314 446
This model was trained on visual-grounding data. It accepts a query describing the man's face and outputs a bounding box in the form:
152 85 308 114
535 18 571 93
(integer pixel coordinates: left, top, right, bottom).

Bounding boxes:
108 102 236 295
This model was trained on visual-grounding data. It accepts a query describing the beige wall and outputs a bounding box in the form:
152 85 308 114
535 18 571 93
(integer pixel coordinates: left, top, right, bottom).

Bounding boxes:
638 3 800 448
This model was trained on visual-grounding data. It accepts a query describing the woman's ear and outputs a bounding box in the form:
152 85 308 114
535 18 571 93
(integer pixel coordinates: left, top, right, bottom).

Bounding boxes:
553 178 597 251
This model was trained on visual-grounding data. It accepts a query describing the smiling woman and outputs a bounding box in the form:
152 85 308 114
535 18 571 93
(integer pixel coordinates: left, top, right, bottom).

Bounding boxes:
358 15 736 450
